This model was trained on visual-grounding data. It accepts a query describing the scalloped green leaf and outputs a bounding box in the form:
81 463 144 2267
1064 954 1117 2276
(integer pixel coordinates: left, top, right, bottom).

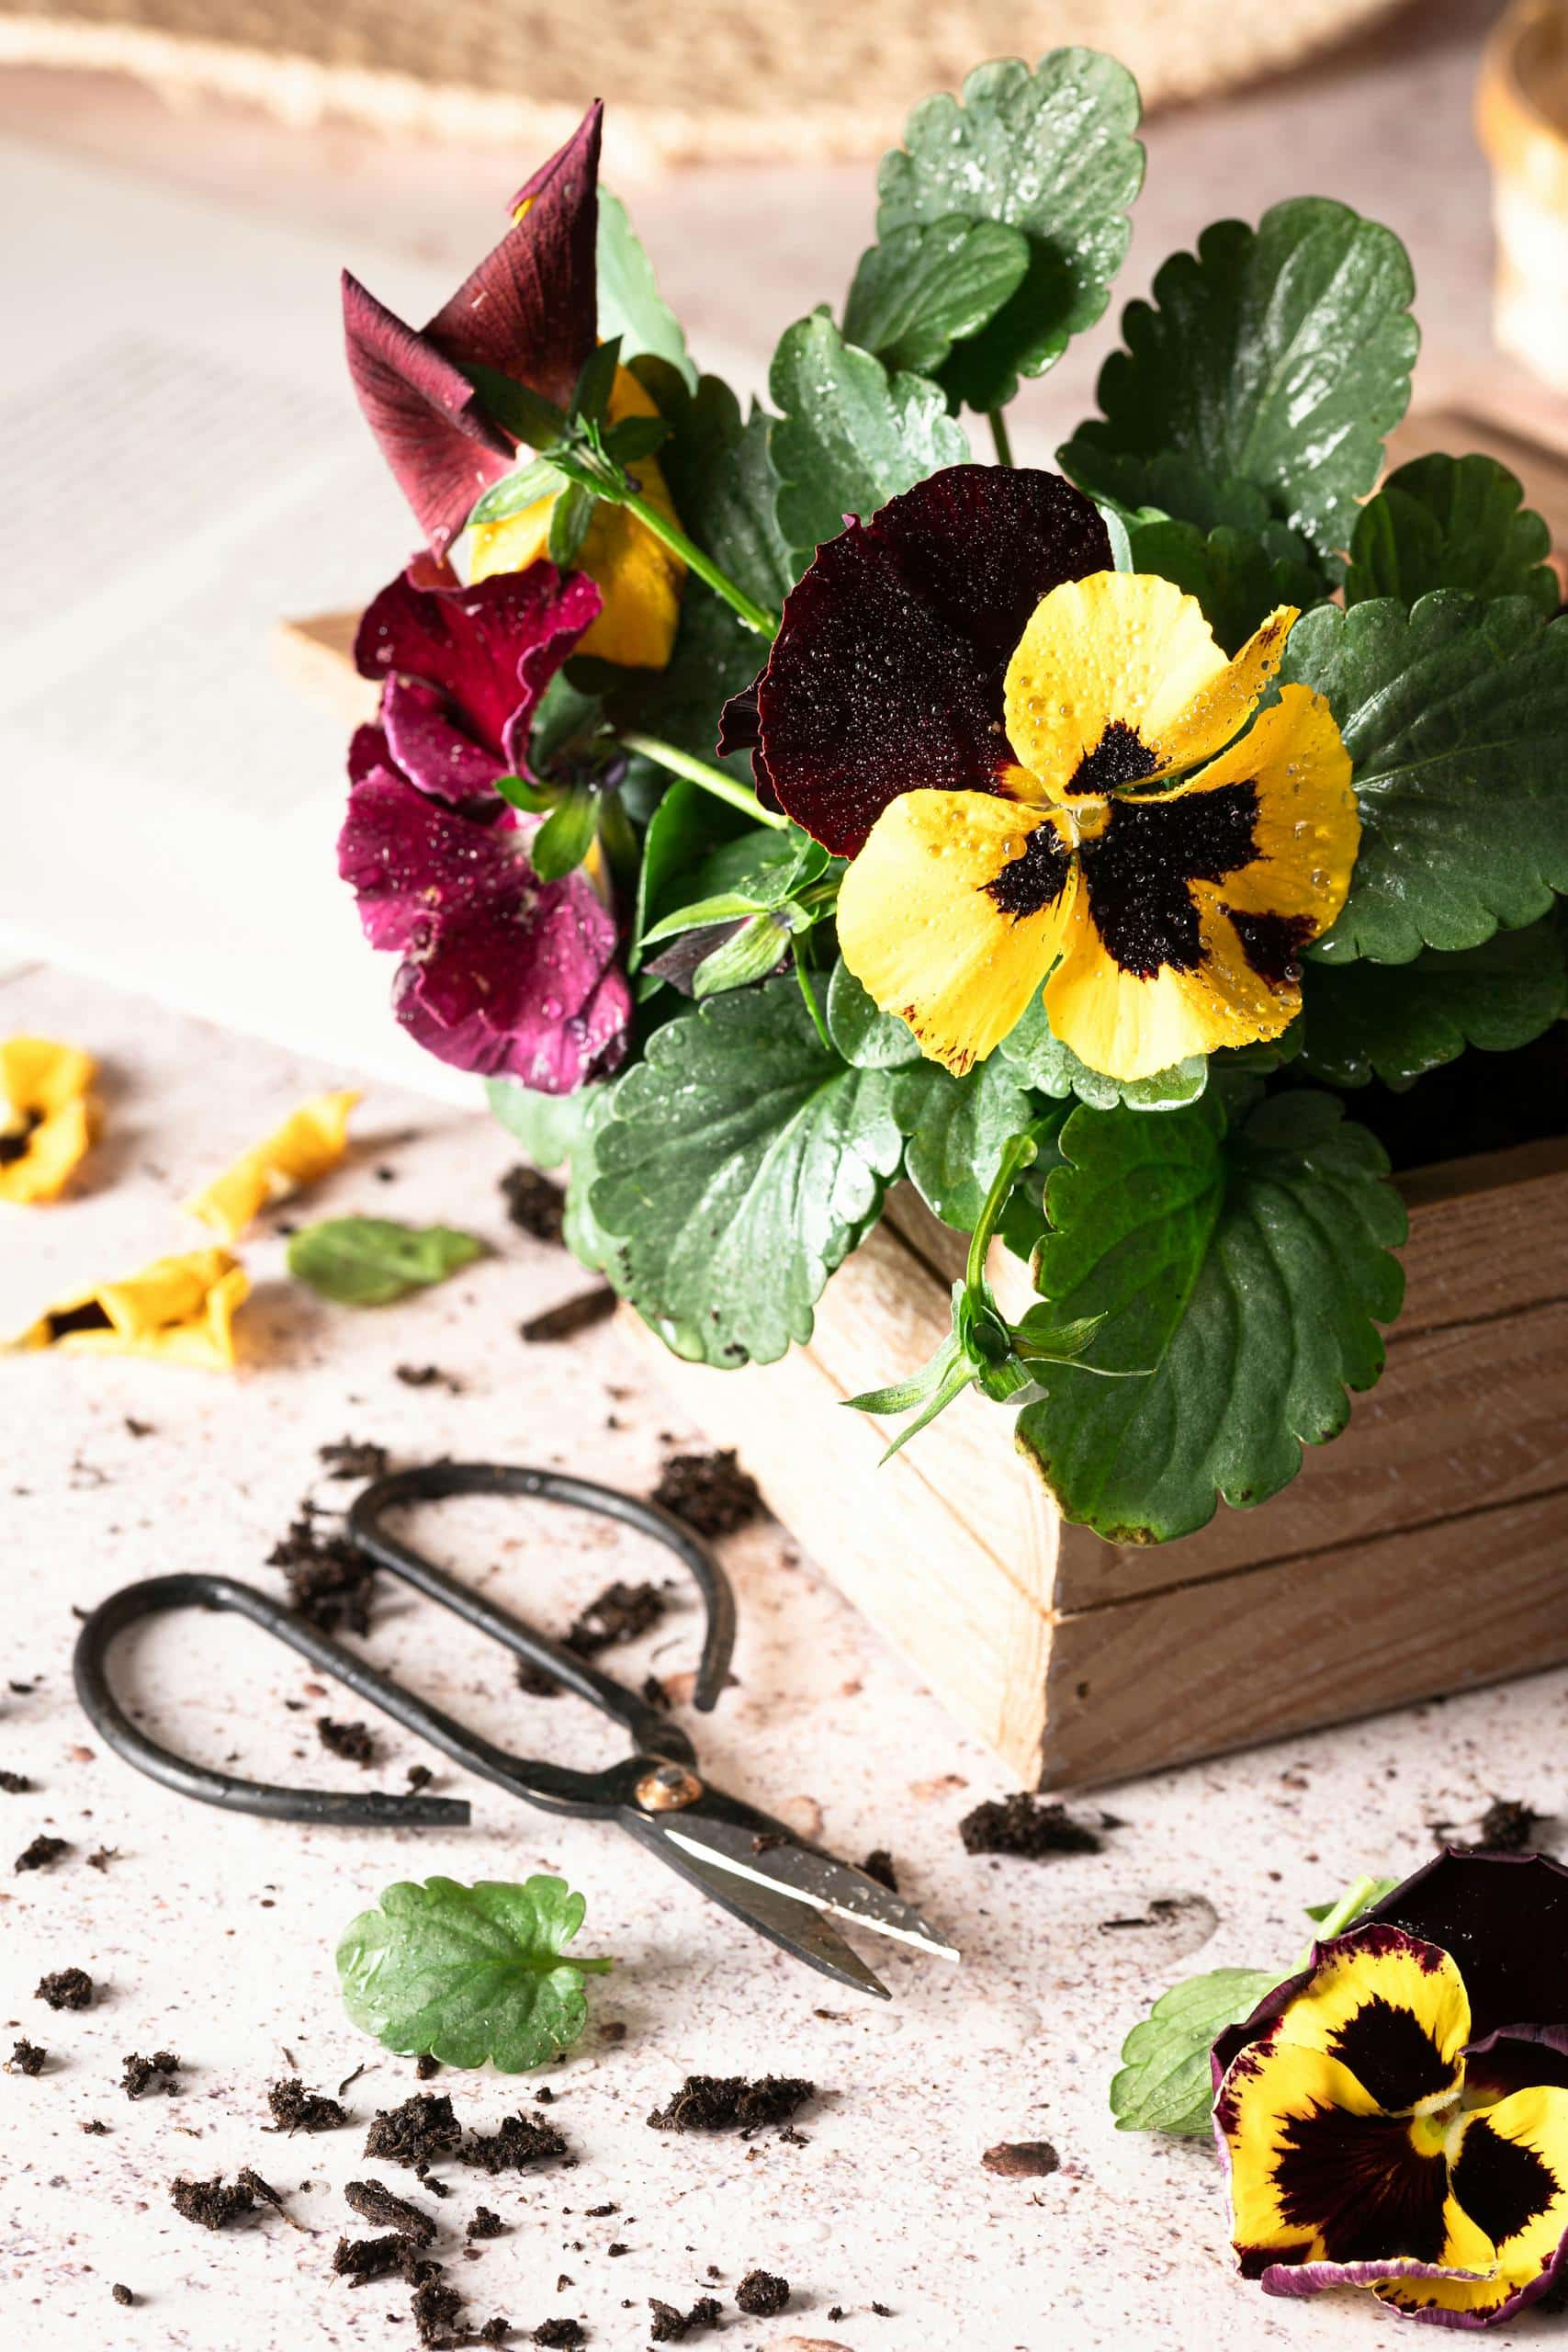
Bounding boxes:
825 958 924 1069
486 1079 602 1171
1346 452 1558 616
596 192 695 389
1062 198 1416 561
589 977 904 1364
1297 922 1567 1088
892 1056 1035 1231
1016 1091 1405 1544
1111 1966 1280 2135
1282 594 1568 964
876 47 1144 414
768 313 968 571
843 217 1031 379
1123 515 1327 655
996 991 1206 1111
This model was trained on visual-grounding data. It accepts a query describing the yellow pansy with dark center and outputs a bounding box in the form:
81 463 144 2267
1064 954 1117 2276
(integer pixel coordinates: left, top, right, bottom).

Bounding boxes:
726 467 1359 1083
1213 1905 1568 2326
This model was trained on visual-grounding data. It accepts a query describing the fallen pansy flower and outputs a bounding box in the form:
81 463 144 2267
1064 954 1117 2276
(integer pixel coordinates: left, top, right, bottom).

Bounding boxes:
342 100 683 670
0 1037 96 1204
724 465 1359 1082
182 1091 361 1242
9 1248 249 1369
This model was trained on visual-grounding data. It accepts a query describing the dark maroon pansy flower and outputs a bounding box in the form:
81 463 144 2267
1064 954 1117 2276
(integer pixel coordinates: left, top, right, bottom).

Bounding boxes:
339 558 630 1092
718 465 1112 858
342 102 602 557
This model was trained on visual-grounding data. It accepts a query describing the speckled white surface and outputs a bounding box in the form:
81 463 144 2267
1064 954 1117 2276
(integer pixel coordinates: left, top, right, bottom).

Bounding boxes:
2 961 1565 2352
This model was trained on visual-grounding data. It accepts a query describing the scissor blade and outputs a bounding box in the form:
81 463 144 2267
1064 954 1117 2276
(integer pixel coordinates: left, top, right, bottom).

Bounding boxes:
666 1814 960 1962
657 1826 891 1998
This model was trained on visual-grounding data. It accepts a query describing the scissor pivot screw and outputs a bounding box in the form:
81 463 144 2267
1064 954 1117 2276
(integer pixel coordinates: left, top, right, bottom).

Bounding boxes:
636 1762 703 1813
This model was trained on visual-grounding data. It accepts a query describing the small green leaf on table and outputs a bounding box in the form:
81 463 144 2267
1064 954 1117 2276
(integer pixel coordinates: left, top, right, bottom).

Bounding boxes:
876 47 1144 414
336 1874 612 2072
1283 593 1568 963
596 192 696 390
1111 1966 1280 2136
843 217 1031 379
768 313 968 573
288 1216 487 1306
1297 922 1568 1088
1346 452 1557 616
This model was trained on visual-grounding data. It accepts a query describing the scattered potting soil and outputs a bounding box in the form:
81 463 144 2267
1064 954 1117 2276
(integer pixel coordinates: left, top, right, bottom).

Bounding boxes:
365 2092 462 2170
461 2110 570 2175
646 2075 814 2136
344 2177 436 2243
408 1765 434 1792
86 1847 119 1871
649 2294 724 2340
396 1363 466 1394
520 1289 616 1344
170 2173 260 2230
317 1716 378 1767
80 2119 110 2135
121 2050 180 2098
735 2270 790 2318
16 1832 69 1871
640 1674 671 1713
958 1793 1104 1860
501 1167 566 1245
269 2077 350 2133
649 1450 761 1540
0 1770 32 1793
36 1968 93 2010
268 1507 375 1635
412 2274 466 2344
333 2233 435 2289
416 2053 443 2081
566 1579 666 1657
467 2207 505 2241
319 1438 390 1482
1479 1797 1547 1853
532 2322 587 2349
111 2285 135 2307
981 2141 1060 2178
7 2039 46 2075
861 1848 897 1893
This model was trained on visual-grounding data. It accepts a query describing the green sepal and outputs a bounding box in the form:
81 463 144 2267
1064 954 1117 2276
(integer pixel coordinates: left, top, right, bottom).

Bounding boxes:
460 360 568 452
493 772 558 816
468 457 570 527
842 216 1031 378
1346 452 1557 616
547 481 596 568
603 413 671 463
570 333 623 425
528 789 600 881
691 910 802 997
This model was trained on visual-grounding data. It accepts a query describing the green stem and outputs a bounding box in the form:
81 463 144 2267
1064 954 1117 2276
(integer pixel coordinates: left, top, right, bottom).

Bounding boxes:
988 409 1015 469
1307 1875 1385 1945
616 486 779 639
617 731 788 829
794 938 833 1053
965 1129 1038 1293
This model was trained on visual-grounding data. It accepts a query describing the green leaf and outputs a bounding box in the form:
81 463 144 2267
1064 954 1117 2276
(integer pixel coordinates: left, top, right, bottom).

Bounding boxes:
596 192 696 390
1017 1091 1406 1543
894 1056 1036 1232
336 1875 612 2073
643 889 777 944
559 1084 619 1275
997 992 1206 1111
1297 922 1568 1088
876 48 1144 414
603 413 671 463
843 217 1031 379
1347 453 1558 616
460 360 567 453
630 779 753 973
288 1217 488 1307
529 789 599 881
468 457 570 527
1282 594 1568 963
570 333 623 426
547 481 595 568
1062 198 1416 560
768 313 968 572
493 772 558 816
632 364 795 614
1124 514 1328 656
825 958 923 1069
1111 1966 1280 2135
691 911 798 996
485 1079 600 1171
590 977 904 1365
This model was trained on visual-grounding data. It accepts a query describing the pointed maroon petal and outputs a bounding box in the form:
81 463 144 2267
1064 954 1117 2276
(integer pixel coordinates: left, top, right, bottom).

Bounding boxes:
429 101 603 413
343 272 514 555
752 464 1111 857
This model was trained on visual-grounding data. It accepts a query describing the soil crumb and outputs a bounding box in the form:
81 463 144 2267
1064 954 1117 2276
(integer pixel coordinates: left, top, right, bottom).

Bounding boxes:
268 1507 375 1634
467 2207 505 2241
317 1716 378 1767
650 1449 762 1539
7 2038 46 2075
500 1167 566 1245
532 2323 587 2348
461 2111 570 2175
122 2050 180 2098
959 1792 1105 1860
333 2233 435 2289
860 1848 897 1893
982 2140 1060 2178
111 2284 135 2306
344 2177 437 2243
1480 1797 1548 1853
0 1770 33 1793
319 1438 389 1482
269 2077 350 2133
396 1363 465 1395
170 2173 258 2231
567 1579 665 1657
649 2294 724 2340
36 1967 93 2010
16 1832 69 1871
520 1289 616 1344
86 1846 119 1871
365 2091 462 2170
735 2271 790 2318
646 2075 814 2136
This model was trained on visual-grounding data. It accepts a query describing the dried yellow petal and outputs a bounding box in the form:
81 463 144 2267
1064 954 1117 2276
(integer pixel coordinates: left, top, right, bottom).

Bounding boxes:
182 1090 361 1242
10 1249 250 1369
0 1036 97 1204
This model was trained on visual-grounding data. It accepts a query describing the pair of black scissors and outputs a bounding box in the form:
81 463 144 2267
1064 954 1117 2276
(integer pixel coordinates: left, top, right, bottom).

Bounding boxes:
73 1462 957 1998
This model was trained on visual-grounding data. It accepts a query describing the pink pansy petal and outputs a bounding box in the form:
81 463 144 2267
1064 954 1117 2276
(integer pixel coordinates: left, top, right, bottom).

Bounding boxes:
341 272 514 558
382 676 506 802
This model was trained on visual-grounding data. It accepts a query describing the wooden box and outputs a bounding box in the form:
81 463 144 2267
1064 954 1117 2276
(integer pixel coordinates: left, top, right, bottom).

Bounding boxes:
281 407 1568 1789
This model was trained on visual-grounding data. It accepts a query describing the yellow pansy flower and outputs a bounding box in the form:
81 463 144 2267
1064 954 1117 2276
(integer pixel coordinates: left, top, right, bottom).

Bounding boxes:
0 1037 96 1204
10 1249 249 1369
182 1090 360 1242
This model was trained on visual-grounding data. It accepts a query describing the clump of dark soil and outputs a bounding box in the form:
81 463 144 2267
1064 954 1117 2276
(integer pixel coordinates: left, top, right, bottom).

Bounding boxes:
520 1290 616 1344
646 2075 814 2136
982 2140 1060 2178
16 1832 69 1871
7 2038 46 2075
416 2052 442 2081
333 2232 435 2288
269 2077 350 2133
861 1848 897 1892
532 2322 587 2349
268 1506 375 1634
365 2091 461 2171
0 1770 33 1793
500 1166 566 1244
36 1967 93 2010
649 2294 724 2340
650 1449 761 1539
111 2284 135 2306
958 1792 1105 1859
566 1579 665 1657
460 2110 570 2175
468 2208 504 2241
344 2178 437 2243
396 1363 465 1394
121 2050 180 2098
735 2270 790 2317
1479 1797 1548 1853
319 1438 389 1481
170 2173 260 2230
317 1716 378 1767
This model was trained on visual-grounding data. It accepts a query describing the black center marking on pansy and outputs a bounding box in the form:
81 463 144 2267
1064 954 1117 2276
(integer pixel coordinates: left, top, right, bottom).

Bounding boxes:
0 1112 40 1166
1225 908 1316 990
1066 718 1160 798
1327 1996 1455 2114
984 823 1075 922
45 1302 114 1340
1450 2118 1559 2248
1077 781 1258 978
1272 2102 1449 2266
